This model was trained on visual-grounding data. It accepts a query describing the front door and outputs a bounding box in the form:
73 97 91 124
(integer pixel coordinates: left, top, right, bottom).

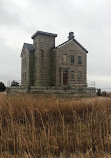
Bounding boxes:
63 70 68 85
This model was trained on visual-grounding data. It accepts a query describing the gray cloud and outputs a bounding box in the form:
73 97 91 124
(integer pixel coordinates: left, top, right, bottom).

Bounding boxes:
0 0 23 26
0 0 111 90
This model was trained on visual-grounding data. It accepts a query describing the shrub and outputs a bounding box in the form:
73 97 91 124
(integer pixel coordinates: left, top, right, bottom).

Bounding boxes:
11 80 19 86
0 82 6 91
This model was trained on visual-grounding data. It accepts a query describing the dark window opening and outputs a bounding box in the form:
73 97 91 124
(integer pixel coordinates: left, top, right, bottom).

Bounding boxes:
71 55 74 64
78 71 82 80
24 72 26 80
78 56 82 65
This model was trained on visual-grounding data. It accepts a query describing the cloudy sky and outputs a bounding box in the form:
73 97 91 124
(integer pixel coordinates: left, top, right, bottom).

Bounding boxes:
1 0 111 90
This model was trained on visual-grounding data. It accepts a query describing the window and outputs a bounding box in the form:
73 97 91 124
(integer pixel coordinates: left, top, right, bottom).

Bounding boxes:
78 56 82 65
63 55 67 63
35 70 36 80
34 42 37 50
78 71 82 80
71 71 74 79
23 73 24 80
23 72 26 81
24 72 26 80
71 55 74 64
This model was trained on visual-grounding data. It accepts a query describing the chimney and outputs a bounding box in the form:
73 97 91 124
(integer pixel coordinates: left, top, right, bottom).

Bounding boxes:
68 32 74 40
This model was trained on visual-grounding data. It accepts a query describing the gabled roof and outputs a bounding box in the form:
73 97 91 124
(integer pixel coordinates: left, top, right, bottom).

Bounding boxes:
24 43 34 52
21 43 34 57
56 38 88 53
31 31 57 39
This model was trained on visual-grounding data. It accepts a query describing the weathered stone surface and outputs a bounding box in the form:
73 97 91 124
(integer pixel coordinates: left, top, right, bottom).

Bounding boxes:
21 44 34 87
53 40 87 87
33 34 56 86
9 86 96 97
21 31 88 90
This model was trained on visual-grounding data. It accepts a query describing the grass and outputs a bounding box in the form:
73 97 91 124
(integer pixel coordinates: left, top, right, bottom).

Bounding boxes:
0 93 111 157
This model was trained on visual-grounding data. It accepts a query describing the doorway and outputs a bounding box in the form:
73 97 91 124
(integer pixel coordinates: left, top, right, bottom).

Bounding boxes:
63 70 68 85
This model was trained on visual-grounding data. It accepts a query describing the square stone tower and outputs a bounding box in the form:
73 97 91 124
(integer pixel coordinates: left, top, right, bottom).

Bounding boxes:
31 31 57 86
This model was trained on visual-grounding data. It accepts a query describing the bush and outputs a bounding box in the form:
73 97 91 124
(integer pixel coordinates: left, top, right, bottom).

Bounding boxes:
11 80 19 86
0 82 6 92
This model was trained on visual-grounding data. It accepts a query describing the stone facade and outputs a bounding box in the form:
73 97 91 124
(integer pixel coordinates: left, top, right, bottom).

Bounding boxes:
9 86 96 97
21 43 34 86
32 32 57 86
21 31 88 88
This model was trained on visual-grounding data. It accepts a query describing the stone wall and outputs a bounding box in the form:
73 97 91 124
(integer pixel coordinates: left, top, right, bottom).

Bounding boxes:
29 52 34 86
8 86 29 93
21 46 30 86
21 31 88 89
33 34 57 86
51 49 56 86
54 40 87 87
9 86 96 97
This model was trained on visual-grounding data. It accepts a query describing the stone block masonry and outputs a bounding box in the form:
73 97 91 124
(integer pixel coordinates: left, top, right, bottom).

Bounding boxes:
17 30 96 96
21 31 88 88
9 86 96 97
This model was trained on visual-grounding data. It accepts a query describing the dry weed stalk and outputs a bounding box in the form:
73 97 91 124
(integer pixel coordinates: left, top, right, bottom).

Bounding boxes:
0 94 111 157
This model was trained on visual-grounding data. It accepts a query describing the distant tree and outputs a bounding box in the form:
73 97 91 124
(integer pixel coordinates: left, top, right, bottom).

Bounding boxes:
0 82 6 92
97 88 101 96
11 80 19 86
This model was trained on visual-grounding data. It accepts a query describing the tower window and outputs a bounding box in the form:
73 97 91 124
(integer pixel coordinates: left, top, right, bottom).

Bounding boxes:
24 72 26 80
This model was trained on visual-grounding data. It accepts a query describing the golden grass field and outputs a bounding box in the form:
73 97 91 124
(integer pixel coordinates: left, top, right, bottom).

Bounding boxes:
0 93 111 158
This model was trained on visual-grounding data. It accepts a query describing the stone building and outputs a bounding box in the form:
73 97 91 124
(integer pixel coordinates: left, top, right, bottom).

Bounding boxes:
21 31 88 88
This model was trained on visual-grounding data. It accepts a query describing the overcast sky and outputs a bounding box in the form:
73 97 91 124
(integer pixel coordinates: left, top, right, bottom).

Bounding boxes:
1 0 111 90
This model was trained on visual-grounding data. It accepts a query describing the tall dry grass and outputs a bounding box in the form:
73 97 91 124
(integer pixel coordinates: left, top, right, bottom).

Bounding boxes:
0 93 111 157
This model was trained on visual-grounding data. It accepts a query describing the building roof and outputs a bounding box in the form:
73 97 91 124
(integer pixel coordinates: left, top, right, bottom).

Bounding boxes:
56 38 88 53
31 31 57 39
24 43 34 52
